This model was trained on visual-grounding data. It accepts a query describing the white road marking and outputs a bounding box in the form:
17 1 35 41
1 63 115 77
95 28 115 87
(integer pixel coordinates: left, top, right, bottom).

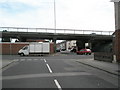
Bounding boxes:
41 59 44 61
54 79 62 90
34 59 38 61
2 72 92 80
46 64 53 73
44 59 47 63
27 59 32 61
44 59 53 73
20 59 25 61
13 59 19 61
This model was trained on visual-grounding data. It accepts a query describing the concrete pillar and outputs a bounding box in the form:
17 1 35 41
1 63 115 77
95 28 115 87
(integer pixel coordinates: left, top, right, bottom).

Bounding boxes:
114 2 120 30
91 41 99 52
88 42 92 49
52 38 57 53
18 37 27 42
76 40 86 51
2 37 11 42
88 38 95 51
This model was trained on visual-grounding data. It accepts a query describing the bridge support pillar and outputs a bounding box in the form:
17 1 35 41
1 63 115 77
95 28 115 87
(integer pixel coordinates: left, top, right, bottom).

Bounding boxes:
2 37 11 42
76 40 86 51
18 37 27 42
52 38 57 53
90 41 99 52
88 42 92 49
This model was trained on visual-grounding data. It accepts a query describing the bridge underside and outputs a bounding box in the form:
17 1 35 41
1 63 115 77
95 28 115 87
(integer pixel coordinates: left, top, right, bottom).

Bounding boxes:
1 31 113 53
1 32 113 41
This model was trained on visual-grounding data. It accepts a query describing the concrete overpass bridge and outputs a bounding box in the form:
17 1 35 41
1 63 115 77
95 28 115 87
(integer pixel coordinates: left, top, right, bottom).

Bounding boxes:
0 27 113 40
0 27 114 51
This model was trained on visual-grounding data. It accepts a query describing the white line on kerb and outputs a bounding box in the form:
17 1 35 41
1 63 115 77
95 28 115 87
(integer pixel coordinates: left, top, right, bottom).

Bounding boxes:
54 79 62 90
46 64 53 73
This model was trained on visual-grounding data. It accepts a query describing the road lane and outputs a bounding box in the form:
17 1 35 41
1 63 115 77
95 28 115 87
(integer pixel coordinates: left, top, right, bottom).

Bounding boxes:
46 59 89 73
3 59 50 76
2 55 118 89
3 77 57 88
56 76 117 88
45 58 118 88
2 58 59 88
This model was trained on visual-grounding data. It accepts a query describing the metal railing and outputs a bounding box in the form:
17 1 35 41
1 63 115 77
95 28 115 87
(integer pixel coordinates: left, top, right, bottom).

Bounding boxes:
0 27 114 35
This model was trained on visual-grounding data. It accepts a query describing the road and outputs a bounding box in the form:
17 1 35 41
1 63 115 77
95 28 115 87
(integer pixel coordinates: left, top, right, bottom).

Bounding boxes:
1 53 119 89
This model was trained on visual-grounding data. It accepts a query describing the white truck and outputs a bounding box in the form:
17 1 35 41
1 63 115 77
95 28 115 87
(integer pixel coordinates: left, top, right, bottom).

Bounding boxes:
18 42 50 56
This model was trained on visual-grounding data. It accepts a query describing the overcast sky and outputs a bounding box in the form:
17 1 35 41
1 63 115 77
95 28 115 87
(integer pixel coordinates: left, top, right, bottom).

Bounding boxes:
0 0 115 31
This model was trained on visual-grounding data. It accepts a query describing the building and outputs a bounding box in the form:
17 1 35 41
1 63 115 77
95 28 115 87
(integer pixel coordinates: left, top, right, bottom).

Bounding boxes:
56 40 76 51
66 40 76 50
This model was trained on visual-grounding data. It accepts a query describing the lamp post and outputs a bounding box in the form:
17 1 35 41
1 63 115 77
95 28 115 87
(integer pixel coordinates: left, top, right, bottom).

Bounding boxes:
53 0 57 53
111 0 120 30
54 0 56 33
111 0 120 62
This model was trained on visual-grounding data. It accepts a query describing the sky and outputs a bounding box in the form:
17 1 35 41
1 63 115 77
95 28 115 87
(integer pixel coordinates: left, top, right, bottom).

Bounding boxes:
0 0 115 31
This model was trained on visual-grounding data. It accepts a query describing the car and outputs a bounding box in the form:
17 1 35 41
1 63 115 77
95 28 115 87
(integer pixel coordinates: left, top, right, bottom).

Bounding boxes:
70 48 76 52
2 30 7 32
76 49 91 55
56 49 60 52
60 49 70 54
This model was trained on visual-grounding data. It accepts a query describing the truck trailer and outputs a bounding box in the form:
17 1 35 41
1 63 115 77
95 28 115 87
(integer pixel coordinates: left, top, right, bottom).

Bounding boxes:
18 42 50 56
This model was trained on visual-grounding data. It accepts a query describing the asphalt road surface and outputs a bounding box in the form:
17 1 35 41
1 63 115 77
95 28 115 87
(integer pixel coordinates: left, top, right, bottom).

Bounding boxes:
1 54 119 89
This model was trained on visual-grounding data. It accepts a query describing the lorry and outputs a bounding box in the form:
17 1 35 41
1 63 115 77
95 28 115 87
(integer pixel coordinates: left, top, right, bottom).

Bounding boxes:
18 42 50 56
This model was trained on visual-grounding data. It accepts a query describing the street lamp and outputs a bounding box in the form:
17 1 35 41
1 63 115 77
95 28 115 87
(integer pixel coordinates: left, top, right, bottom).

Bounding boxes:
111 0 120 62
111 0 120 30
54 0 56 33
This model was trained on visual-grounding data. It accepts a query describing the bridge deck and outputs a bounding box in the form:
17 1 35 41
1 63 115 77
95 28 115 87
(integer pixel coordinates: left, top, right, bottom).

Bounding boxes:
0 27 113 41
0 27 114 35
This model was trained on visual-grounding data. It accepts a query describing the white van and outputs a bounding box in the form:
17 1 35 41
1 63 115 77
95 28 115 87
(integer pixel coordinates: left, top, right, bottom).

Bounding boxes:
18 42 50 56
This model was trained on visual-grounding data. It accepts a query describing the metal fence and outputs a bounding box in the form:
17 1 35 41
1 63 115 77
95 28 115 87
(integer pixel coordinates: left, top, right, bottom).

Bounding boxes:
0 27 114 35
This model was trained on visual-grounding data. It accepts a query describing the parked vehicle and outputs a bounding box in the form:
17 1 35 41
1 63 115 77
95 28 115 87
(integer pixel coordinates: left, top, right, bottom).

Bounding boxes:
70 48 76 52
56 49 61 52
18 42 50 56
60 49 70 54
76 49 91 55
